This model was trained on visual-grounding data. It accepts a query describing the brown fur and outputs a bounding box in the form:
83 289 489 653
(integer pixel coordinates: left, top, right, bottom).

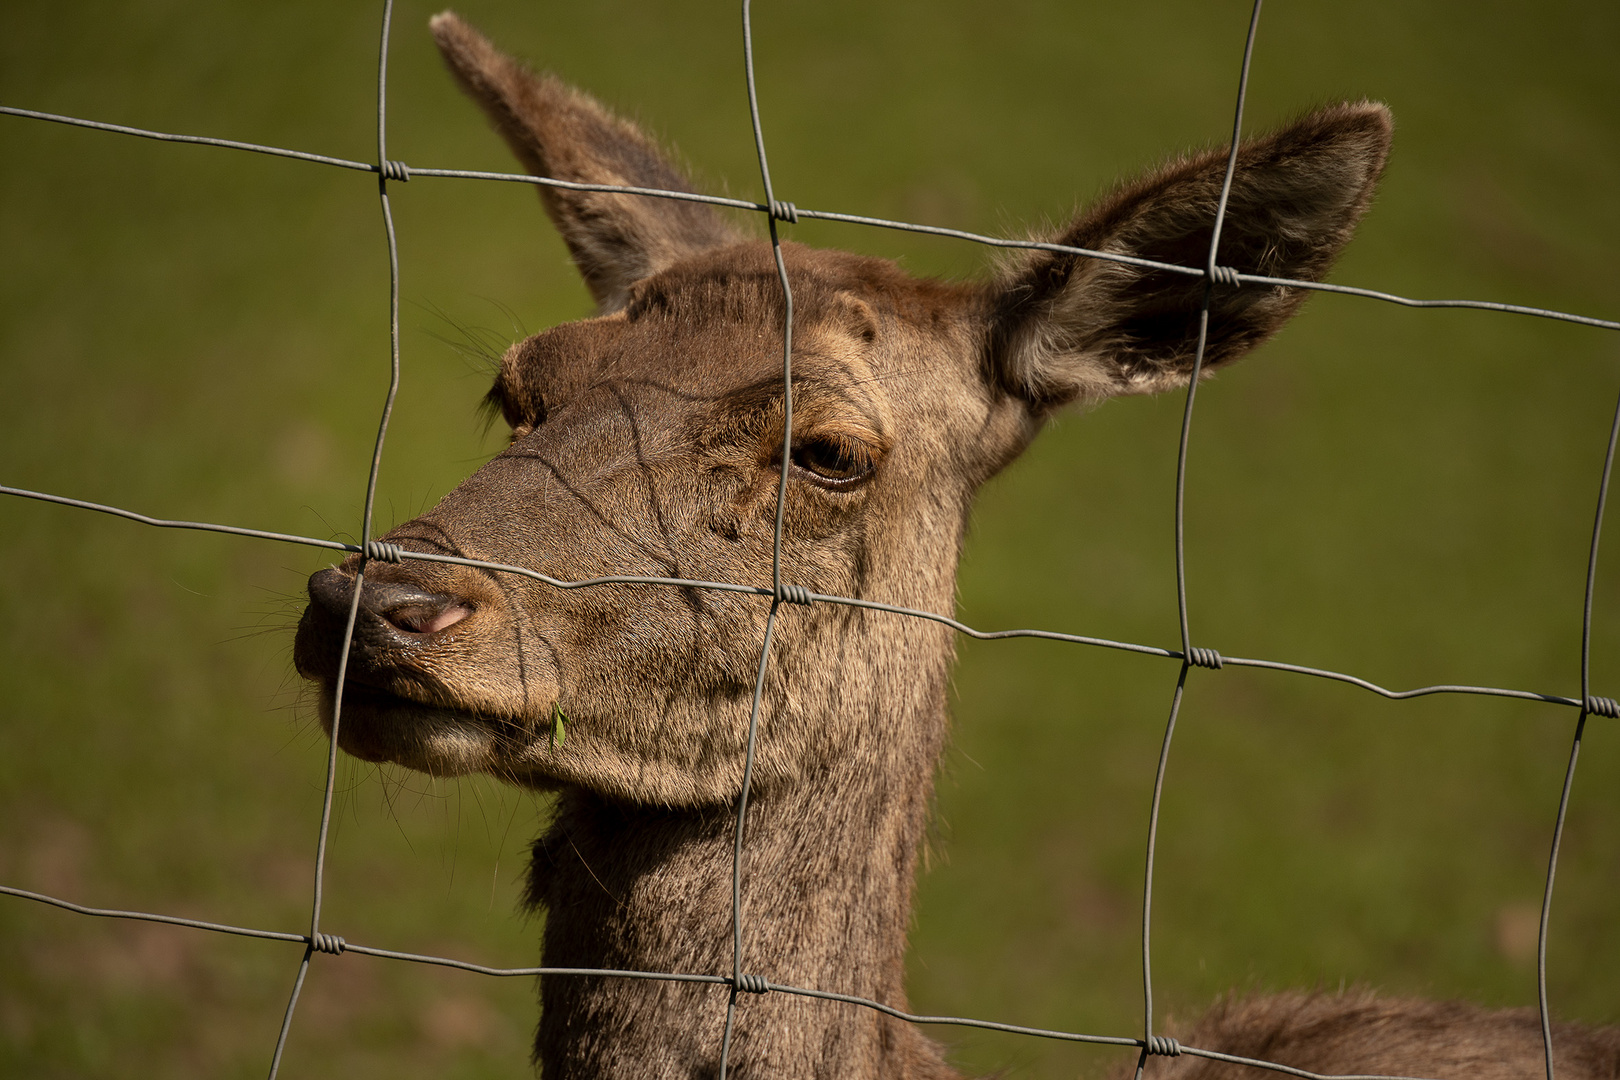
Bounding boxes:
1124 991 1620 1079
291 12 1614 1079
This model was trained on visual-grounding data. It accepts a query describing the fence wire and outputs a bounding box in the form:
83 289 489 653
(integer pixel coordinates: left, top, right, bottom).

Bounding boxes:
1 2 1615 1079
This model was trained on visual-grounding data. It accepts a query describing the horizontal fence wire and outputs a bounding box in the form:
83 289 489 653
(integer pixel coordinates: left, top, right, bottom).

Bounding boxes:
1 2 1616 1079
4 102 1617 334
3 482 1610 714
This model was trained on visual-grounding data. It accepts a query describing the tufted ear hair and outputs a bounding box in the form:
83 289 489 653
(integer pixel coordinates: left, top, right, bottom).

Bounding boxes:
986 102 1392 410
431 11 741 314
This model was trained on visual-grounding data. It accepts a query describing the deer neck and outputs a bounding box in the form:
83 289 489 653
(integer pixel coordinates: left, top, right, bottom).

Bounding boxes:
527 677 958 1079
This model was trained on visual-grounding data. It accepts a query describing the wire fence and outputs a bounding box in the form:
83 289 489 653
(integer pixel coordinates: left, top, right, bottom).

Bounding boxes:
1 2 1615 1078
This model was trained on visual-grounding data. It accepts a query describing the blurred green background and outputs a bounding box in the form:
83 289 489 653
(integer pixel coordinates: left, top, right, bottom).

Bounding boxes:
1 1 1616 1077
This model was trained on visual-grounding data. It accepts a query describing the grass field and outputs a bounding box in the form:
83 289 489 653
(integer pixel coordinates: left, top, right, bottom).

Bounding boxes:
1 1 1616 1077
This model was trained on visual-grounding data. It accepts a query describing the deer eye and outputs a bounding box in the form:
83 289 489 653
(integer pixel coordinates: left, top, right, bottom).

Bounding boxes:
790 434 876 488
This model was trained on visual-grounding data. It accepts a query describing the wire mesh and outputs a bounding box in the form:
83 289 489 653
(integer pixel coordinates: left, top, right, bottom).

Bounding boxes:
0 2 1615 1079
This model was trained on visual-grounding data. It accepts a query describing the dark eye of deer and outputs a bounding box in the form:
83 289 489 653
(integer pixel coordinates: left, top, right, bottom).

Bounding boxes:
790 435 875 488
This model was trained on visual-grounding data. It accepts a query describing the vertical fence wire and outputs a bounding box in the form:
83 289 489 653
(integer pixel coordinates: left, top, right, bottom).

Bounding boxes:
1135 5 1263 1076
269 2 406 1075
0 2 1614 1079
1535 383 1620 1080
721 5 800 1073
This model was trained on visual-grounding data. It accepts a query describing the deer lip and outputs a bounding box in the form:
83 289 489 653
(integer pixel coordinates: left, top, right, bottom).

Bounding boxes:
323 667 466 713
331 679 419 707
322 681 505 771
324 679 494 734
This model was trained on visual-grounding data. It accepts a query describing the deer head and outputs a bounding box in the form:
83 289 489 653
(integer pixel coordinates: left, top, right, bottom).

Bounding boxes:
294 13 1388 831
290 14 1392 1076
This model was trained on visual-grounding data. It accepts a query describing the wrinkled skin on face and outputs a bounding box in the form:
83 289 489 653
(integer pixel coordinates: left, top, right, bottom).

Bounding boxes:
296 244 1020 807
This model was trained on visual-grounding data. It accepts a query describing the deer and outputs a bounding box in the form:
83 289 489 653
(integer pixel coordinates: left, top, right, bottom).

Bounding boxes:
293 12 1620 1080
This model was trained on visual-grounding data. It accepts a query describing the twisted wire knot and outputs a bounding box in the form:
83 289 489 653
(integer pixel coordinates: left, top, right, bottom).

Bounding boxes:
1206 264 1241 287
1584 695 1618 718
768 199 799 224
1185 646 1224 670
733 974 770 995
774 583 814 606
1145 1035 1182 1057
310 932 346 955
363 540 403 563
378 159 410 182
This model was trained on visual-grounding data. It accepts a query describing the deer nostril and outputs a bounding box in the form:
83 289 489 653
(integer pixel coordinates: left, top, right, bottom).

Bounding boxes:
365 582 473 637
384 601 472 636
307 571 472 637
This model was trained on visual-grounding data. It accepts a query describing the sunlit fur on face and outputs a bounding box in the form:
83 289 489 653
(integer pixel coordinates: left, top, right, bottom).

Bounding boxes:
296 243 1024 806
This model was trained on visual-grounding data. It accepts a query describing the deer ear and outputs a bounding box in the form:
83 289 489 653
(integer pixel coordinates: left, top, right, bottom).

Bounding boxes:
986 102 1392 409
430 11 740 313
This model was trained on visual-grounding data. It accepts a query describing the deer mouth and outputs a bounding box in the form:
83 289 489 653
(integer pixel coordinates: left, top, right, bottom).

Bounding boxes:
312 677 524 775
293 570 536 775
